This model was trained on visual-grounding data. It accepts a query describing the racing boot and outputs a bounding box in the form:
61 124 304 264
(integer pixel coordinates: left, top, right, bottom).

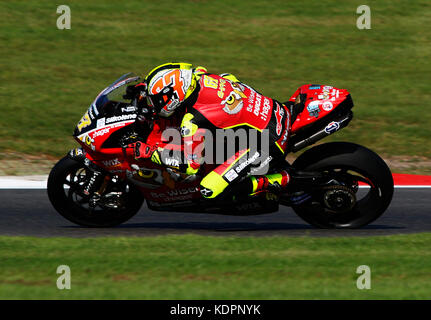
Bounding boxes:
225 170 291 201
249 170 290 195
199 170 290 203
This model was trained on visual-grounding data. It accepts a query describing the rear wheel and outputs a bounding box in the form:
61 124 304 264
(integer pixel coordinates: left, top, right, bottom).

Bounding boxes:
47 156 144 227
289 142 394 228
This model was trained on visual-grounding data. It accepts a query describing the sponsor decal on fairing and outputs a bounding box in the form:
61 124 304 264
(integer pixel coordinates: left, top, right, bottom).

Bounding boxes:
307 100 320 118
324 121 340 134
105 113 137 124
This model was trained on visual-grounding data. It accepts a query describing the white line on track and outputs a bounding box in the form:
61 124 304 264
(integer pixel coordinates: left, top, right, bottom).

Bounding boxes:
0 177 47 189
0 177 431 189
358 185 431 189
391 185 431 188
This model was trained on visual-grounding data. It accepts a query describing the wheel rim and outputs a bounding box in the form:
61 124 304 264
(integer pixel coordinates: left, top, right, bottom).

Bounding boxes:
58 164 138 223
294 166 387 228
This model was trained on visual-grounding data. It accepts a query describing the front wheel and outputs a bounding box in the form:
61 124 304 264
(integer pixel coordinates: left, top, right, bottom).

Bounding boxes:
47 156 144 227
289 142 394 228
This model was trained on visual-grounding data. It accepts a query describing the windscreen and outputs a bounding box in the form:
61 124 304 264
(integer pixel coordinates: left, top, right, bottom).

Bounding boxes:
92 73 141 114
74 73 141 136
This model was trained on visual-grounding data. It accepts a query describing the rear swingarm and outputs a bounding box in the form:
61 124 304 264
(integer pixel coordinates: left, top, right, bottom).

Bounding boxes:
288 169 336 189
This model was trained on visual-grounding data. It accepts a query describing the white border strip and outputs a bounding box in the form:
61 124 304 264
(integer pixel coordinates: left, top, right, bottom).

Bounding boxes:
359 185 431 189
395 185 431 188
0 177 431 190
0 177 48 189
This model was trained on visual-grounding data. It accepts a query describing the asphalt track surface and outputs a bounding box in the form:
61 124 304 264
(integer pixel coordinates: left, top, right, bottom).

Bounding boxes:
0 188 430 237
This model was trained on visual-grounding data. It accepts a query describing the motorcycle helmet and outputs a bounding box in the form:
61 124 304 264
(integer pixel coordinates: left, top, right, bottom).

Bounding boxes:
144 62 198 117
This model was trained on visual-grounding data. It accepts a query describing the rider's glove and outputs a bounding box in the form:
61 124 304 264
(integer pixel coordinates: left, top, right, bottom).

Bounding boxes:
123 82 146 100
130 142 158 160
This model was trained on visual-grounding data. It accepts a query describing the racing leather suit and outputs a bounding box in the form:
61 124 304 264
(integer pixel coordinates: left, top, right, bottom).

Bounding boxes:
137 70 291 200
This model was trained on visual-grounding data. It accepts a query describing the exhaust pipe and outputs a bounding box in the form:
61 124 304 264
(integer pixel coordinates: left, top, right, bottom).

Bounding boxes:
289 111 353 153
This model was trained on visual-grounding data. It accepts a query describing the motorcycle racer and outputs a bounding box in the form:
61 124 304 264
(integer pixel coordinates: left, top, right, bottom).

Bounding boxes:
130 62 294 200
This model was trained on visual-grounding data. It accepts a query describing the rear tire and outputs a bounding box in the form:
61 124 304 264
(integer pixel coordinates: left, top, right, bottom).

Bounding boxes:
47 156 144 227
290 142 394 228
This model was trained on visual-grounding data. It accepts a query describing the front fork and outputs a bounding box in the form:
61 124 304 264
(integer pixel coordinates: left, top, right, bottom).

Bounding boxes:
68 147 108 204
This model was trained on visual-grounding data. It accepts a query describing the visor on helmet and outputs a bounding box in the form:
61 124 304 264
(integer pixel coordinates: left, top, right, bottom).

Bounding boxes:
146 84 175 112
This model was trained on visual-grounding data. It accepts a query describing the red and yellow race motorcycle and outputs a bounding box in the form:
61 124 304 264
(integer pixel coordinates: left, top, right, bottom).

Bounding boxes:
47 73 394 228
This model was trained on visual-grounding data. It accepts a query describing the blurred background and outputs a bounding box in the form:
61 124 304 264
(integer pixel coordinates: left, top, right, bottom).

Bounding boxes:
1 0 430 174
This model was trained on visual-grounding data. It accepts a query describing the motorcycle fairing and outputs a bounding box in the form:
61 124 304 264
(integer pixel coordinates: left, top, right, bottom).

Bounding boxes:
288 84 351 133
146 190 279 215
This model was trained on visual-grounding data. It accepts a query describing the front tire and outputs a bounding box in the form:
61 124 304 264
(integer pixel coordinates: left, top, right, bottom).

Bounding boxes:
290 142 394 228
47 156 144 227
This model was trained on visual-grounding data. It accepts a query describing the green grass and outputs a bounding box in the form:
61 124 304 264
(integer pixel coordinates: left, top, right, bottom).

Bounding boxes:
0 233 430 299
0 0 430 158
